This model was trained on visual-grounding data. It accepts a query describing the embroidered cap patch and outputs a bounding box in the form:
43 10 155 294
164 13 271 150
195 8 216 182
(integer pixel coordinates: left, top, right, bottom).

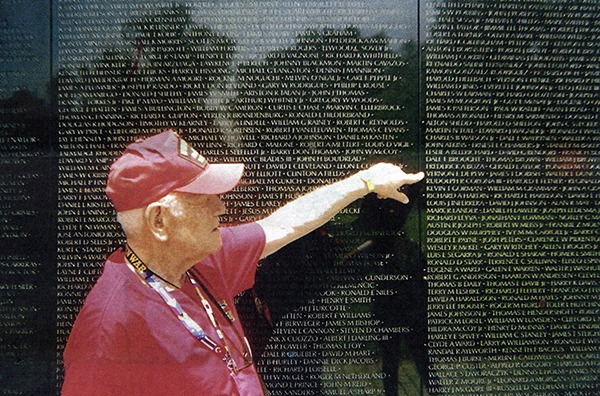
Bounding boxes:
178 137 208 169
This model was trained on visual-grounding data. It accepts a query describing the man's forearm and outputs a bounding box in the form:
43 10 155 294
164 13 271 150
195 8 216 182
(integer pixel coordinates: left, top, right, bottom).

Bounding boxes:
257 163 425 258
257 173 367 257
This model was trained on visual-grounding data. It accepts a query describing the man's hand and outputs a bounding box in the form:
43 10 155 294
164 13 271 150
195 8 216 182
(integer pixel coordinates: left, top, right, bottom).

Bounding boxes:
357 163 425 203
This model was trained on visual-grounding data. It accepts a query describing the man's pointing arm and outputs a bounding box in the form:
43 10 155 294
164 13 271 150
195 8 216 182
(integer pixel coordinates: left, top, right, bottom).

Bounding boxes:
257 163 424 258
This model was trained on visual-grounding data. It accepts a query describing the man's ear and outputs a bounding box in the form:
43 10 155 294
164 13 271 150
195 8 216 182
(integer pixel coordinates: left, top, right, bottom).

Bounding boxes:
145 202 169 242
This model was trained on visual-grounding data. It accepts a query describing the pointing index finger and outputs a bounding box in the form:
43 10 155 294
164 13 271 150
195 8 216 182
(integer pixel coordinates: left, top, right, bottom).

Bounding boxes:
402 171 425 185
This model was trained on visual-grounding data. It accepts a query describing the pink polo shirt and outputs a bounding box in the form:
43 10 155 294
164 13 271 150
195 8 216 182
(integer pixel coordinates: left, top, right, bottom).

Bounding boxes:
62 223 266 396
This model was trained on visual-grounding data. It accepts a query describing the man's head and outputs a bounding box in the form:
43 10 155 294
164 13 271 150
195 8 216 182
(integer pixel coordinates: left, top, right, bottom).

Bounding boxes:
107 130 243 260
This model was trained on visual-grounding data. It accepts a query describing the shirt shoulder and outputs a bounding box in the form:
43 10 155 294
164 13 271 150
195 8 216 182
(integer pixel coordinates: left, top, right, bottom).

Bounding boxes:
219 222 266 253
196 222 266 296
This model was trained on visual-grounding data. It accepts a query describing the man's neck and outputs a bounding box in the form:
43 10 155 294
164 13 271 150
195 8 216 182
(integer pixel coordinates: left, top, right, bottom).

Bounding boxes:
126 241 187 288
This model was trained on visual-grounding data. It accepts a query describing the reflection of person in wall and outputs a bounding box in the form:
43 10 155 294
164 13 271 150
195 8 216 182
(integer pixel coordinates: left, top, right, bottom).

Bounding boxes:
351 180 430 396
61 130 424 395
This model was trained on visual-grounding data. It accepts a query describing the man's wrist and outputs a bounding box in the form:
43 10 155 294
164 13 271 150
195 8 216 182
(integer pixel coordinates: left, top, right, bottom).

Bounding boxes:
360 177 375 194
352 169 376 196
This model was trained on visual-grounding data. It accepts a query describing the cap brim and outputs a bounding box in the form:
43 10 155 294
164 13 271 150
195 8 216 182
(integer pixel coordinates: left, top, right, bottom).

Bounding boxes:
174 163 244 195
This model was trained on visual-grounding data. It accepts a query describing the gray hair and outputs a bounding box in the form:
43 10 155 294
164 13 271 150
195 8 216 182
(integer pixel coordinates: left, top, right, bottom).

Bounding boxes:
116 208 145 239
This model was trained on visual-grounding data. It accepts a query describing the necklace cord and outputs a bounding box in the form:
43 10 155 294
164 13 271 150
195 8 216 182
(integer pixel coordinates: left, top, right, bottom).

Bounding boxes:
123 244 253 372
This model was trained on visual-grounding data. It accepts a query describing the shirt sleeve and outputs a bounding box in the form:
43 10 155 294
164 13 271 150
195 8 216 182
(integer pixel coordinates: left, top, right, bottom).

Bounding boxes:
212 222 266 296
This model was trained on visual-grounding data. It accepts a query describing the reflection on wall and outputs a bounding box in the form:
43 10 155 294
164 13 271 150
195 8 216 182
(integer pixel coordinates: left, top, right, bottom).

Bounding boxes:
0 1 56 393
425 0 599 394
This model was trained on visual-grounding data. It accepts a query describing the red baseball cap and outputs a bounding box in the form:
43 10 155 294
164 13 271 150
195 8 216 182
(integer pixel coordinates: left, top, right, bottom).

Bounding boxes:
106 130 244 212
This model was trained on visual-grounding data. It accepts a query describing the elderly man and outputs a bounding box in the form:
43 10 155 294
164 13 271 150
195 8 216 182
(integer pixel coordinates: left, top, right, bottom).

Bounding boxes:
62 130 424 395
